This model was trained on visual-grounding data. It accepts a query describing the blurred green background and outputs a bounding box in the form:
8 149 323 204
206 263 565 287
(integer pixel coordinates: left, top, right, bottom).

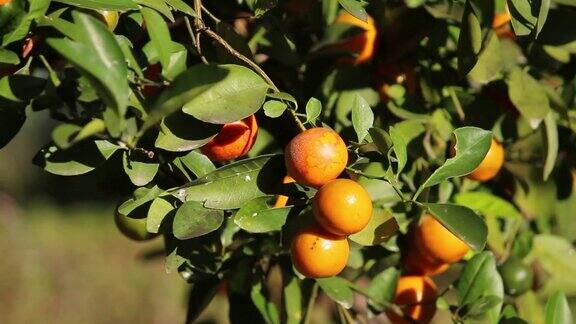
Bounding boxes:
0 111 198 324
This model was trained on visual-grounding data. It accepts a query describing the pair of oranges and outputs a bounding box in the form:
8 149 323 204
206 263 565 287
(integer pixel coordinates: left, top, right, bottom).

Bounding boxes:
280 128 373 278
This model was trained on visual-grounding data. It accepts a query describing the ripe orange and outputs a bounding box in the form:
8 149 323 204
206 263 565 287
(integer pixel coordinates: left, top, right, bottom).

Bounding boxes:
273 175 296 208
0 0 11 5
313 179 373 236
414 215 470 264
493 9 511 29
290 226 349 278
387 276 438 324
201 115 258 162
467 138 505 182
115 211 157 241
333 12 377 65
404 235 450 276
284 127 348 188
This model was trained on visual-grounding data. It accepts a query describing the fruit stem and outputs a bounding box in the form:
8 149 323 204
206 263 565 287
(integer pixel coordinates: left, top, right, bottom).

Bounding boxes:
303 282 319 324
289 109 307 132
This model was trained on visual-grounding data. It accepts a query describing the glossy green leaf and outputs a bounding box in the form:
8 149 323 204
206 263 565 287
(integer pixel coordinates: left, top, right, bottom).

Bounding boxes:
117 186 164 218
176 155 284 209
0 49 19 65
147 196 175 233
263 100 288 118
53 0 138 10
317 277 354 309
351 94 374 142
389 126 407 175
234 196 292 233
283 274 303 324
457 252 504 324
179 150 216 178
33 140 119 176
416 127 492 197
366 267 399 311
545 291 573 324
349 208 398 246
173 201 224 240
424 203 487 251
506 67 550 124
251 281 280 324
46 11 129 116
337 0 367 22
542 112 558 181
165 0 197 16
1 0 50 46
52 119 106 149
141 7 172 68
305 97 322 124
137 0 174 21
122 151 159 186
145 64 268 130
155 110 220 152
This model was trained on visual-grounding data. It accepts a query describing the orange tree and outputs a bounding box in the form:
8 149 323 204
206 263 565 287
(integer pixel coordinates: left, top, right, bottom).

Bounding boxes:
1 0 576 323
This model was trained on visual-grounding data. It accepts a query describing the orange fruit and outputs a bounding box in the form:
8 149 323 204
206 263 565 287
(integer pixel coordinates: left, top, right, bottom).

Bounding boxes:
493 10 511 29
0 0 11 5
333 12 377 65
404 238 450 276
467 138 505 182
313 179 373 236
284 127 348 188
414 215 470 264
387 276 438 324
290 226 349 278
273 175 296 208
201 115 258 162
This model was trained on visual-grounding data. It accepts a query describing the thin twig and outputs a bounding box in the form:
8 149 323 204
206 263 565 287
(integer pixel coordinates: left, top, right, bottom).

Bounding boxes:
201 5 221 23
449 87 465 121
192 0 208 64
199 27 306 132
303 282 319 324
185 17 208 64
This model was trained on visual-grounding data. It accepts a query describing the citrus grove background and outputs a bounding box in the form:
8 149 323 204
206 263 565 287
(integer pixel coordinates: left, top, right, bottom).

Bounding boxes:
1 0 576 323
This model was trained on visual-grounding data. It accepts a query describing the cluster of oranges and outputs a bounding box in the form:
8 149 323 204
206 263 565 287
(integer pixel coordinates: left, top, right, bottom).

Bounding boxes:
279 128 373 278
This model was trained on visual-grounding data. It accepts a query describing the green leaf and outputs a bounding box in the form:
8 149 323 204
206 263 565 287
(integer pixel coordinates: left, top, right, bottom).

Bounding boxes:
146 64 268 130
137 0 174 21
317 277 354 309
460 295 503 320
141 7 172 68
349 208 398 246
545 291 573 324
389 126 407 175
283 274 303 324
468 34 503 84
263 100 288 118
1 0 50 46
173 201 224 240
457 4 483 75
178 150 216 178
117 186 164 218
506 67 550 125
542 112 558 181
0 49 19 65
416 127 492 197
176 154 284 209
525 235 576 296
164 0 197 17
52 119 106 149
122 151 159 186
33 140 119 176
366 268 399 311
368 127 391 154
155 110 220 152
337 0 367 22
234 196 292 233
351 94 374 142
46 11 129 116
424 203 488 251
53 0 138 10
147 196 175 233
251 281 280 324
457 252 504 324
536 0 551 38
305 97 322 124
